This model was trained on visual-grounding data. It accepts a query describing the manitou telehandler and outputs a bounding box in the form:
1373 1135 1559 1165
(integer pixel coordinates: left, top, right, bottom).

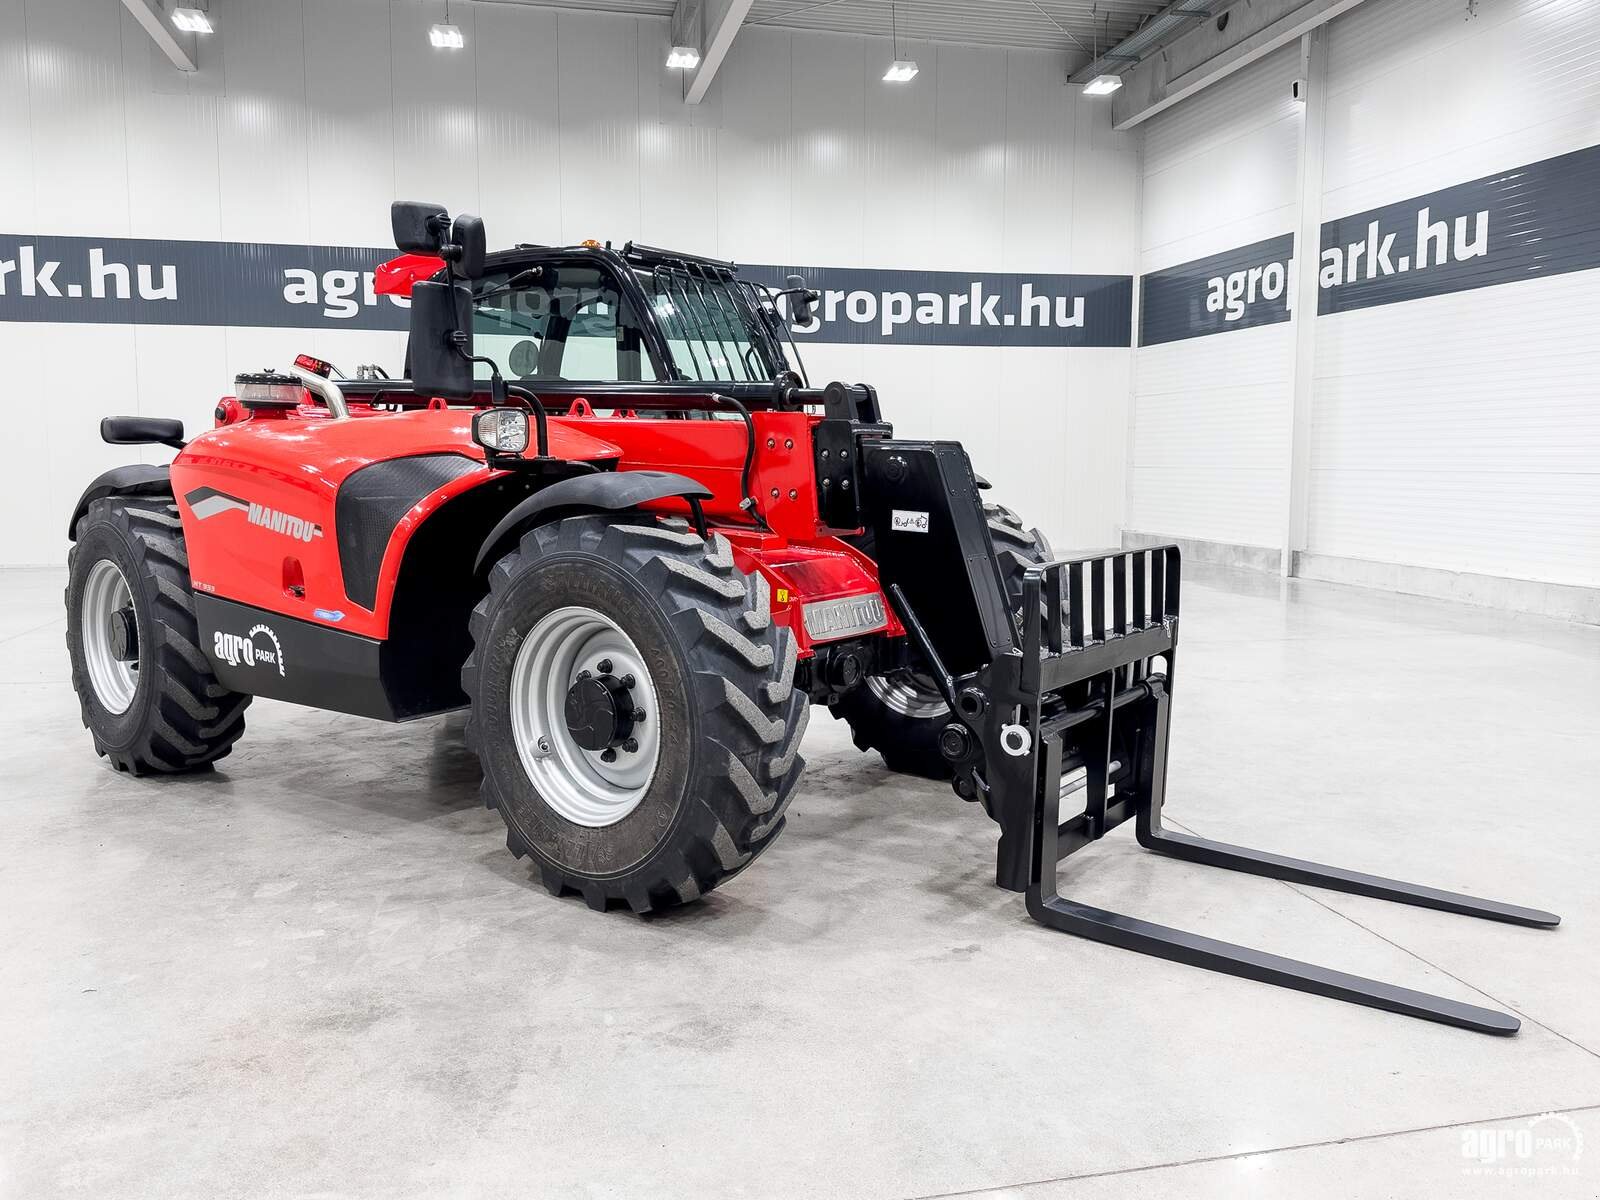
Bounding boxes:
66 204 1557 1034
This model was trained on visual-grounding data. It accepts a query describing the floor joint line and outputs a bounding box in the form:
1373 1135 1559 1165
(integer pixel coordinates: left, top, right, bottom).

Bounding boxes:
902 1101 1600 1199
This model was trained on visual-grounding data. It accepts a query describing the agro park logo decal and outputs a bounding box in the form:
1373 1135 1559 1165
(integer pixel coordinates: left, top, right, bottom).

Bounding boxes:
212 624 285 676
184 487 323 544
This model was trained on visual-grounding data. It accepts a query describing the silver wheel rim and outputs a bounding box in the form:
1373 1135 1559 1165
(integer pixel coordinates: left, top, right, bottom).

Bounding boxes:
509 605 662 827
866 670 949 720
81 559 139 714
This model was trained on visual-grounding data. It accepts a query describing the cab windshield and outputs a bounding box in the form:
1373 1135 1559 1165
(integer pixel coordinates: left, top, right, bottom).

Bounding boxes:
469 258 801 386
632 267 789 383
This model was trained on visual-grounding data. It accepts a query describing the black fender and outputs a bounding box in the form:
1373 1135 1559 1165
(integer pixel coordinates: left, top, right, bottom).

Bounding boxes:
474 470 713 573
68 464 172 539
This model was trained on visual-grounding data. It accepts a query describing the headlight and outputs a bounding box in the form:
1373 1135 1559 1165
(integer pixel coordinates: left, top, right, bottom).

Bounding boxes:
472 407 530 455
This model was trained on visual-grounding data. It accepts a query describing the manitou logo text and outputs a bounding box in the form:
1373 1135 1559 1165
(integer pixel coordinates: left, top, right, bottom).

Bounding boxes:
213 625 286 676
185 487 323 543
801 594 889 642
247 501 322 543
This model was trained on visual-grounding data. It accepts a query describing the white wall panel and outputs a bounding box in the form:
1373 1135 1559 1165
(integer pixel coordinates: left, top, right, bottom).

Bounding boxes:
1129 326 1293 547
215 0 312 243
861 36 940 270
1309 0 1600 592
635 17 721 252
1129 46 1302 552
302 0 397 248
1 0 1139 565
390 0 481 213
930 44 1008 273
22 0 131 238
711 25 794 265
1068 95 1140 276
118 7 223 241
1000 49 1075 274
556 11 643 244
472 3 563 239
1140 46 1301 270
1062 351 1131 548
1323 0 1600 216
0 0 34 229
788 32 868 268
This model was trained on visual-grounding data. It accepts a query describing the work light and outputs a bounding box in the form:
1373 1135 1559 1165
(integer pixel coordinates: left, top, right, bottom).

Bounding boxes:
472 408 530 455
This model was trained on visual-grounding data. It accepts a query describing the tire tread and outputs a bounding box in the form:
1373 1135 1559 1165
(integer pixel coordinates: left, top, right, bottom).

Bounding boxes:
67 495 251 774
462 515 806 913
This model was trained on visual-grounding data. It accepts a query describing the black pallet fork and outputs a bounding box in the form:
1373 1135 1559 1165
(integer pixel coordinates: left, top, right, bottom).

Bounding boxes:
862 441 1559 1036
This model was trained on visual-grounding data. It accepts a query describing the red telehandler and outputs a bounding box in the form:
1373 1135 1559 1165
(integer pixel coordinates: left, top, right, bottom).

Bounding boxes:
66 204 1557 1034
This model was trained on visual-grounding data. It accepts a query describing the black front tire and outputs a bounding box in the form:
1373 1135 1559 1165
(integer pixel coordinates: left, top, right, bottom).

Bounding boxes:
462 515 808 913
65 495 251 775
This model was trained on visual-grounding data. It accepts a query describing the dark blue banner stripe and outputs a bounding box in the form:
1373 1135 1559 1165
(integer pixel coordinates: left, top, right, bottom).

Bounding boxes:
1317 141 1600 314
0 234 1133 348
1139 140 1600 344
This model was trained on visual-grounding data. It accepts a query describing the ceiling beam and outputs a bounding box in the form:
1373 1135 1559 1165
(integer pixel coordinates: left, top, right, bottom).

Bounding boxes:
1109 0 1369 129
119 0 197 73
675 0 755 105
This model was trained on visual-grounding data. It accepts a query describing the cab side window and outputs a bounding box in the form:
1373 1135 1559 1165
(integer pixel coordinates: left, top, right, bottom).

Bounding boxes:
472 264 657 383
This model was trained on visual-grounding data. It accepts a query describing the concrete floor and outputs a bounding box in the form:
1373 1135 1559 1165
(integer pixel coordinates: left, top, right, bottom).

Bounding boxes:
2 564 1598 1199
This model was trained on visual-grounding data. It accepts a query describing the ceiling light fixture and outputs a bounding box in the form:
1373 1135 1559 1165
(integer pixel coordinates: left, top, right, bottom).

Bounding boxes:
666 45 701 69
430 0 464 49
1079 7 1120 97
883 3 917 83
171 6 213 34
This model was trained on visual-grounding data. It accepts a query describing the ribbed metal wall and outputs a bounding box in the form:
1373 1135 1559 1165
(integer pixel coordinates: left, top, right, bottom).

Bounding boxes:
1308 0 1600 589
1129 0 1600 604
1129 44 1302 550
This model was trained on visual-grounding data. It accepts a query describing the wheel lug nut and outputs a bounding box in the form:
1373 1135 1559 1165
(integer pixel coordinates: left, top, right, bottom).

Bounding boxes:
576 669 591 680
620 674 635 689
600 748 617 763
632 709 646 723
597 658 613 674
622 738 639 753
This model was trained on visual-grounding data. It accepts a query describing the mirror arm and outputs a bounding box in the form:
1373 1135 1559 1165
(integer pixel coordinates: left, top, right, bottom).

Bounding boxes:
447 333 551 460
505 384 552 461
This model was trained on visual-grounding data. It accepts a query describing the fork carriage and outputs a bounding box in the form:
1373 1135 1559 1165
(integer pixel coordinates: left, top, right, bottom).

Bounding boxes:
864 440 1558 1036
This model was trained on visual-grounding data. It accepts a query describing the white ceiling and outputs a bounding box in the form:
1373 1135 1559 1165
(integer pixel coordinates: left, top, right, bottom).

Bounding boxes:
502 0 1169 57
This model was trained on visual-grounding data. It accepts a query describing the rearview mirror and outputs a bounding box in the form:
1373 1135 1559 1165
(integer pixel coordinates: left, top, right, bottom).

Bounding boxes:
392 201 449 254
452 214 486 279
409 279 475 400
785 274 816 326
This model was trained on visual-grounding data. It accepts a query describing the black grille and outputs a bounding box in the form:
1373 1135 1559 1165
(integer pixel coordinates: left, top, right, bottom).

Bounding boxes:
335 454 478 610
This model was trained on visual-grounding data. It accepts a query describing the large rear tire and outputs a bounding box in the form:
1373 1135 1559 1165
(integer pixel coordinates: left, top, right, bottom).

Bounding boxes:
462 515 808 913
831 503 1051 780
65 496 251 775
